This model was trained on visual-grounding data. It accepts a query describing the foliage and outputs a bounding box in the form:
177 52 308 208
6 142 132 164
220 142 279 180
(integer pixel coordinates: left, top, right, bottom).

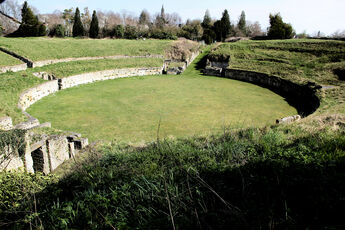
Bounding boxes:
124 25 137 39
49 24 65 37
267 13 294 39
237 11 247 36
1 126 344 229
220 9 232 41
201 10 212 30
113 24 124 38
139 9 150 26
178 20 203 41
10 1 46 37
89 10 99 39
72 7 84 37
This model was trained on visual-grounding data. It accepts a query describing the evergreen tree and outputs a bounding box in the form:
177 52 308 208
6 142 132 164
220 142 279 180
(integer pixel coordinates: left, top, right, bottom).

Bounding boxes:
220 9 231 41
213 20 223 42
237 11 246 36
72 7 84 37
113 24 124 38
201 10 212 30
89 10 99 38
139 10 150 25
11 1 46 37
267 13 294 39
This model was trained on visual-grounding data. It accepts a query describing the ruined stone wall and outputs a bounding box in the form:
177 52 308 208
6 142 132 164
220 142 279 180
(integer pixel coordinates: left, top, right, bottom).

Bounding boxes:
0 117 13 131
18 67 163 112
60 67 162 90
18 80 59 111
0 64 28 74
32 55 164 68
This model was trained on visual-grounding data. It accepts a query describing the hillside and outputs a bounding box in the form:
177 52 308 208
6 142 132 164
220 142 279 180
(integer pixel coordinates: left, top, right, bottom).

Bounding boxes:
0 39 344 229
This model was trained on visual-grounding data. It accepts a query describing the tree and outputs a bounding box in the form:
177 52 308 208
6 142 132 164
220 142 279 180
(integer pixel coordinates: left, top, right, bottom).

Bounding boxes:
155 5 167 28
72 7 84 37
201 10 212 30
139 9 150 26
213 20 223 42
220 9 231 41
237 10 246 36
89 10 99 38
0 0 21 34
267 13 294 39
113 24 124 38
49 24 65 37
12 1 45 37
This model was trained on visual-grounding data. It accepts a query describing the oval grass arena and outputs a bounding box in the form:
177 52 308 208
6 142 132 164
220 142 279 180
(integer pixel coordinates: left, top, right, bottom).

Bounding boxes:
28 75 297 143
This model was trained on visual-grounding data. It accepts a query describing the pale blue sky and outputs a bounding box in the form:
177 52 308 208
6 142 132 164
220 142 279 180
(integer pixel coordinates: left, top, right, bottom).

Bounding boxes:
23 0 345 35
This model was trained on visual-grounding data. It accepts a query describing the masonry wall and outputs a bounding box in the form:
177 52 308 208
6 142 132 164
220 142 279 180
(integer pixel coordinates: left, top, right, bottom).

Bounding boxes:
18 67 163 111
204 67 321 116
18 80 59 111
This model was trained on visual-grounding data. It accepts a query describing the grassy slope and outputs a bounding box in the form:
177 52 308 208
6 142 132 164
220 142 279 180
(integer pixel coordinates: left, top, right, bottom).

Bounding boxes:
0 37 172 61
28 58 163 78
28 52 296 143
209 39 345 115
0 51 22 67
0 72 43 122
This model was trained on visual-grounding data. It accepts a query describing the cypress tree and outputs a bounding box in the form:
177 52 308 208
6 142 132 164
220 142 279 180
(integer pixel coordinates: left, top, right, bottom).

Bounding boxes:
237 11 246 35
89 10 99 38
73 7 84 37
220 9 231 41
201 10 212 30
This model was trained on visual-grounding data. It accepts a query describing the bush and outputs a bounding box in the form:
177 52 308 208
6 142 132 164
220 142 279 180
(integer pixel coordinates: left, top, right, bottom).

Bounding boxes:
49 24 65 37
113 24 124 38
267 13 294 39
124 25 137 39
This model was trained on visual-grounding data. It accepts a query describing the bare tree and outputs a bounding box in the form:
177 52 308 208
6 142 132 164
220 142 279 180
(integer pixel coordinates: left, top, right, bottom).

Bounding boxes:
0 0 21 34
246 21 264 37
332 30 345 38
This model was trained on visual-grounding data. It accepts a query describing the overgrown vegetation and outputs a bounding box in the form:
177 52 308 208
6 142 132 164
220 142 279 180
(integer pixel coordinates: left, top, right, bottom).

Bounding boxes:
1 124 344 229
209 39 345 115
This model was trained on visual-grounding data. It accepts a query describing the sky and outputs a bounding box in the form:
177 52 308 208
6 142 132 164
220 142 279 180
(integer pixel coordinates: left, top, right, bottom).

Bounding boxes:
20 0 345 36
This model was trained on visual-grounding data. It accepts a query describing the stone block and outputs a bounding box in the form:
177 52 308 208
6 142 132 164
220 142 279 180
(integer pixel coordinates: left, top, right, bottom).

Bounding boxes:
0 117 13 131
47 136 69 171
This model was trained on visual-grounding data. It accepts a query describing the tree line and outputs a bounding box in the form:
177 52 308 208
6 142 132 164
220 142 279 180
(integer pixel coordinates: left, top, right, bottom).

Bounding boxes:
3 0 343 41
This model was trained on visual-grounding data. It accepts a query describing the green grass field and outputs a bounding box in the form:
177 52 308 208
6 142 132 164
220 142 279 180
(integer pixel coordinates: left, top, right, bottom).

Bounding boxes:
0 51 22 67
28 61 297 142
0 37 172 61
210 39 345 85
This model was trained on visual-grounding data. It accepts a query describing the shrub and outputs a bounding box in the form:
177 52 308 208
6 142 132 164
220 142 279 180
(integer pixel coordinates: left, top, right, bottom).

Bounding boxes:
113 24 124 38
49 24 65 37
124 25 137 39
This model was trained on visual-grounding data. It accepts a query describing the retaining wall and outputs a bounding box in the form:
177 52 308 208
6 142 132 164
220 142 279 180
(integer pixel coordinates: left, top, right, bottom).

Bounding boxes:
0 64 28 74
18 67 163 111
204 67 321 116
32 55 164 68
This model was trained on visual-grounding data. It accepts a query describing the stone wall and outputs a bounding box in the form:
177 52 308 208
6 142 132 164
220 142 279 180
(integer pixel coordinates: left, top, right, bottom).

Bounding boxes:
0 64 28 74
18 80 59 111
32 55 164 68
18 67 163 111
0 117 13 131
60 67 163 90
204 66 321 116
